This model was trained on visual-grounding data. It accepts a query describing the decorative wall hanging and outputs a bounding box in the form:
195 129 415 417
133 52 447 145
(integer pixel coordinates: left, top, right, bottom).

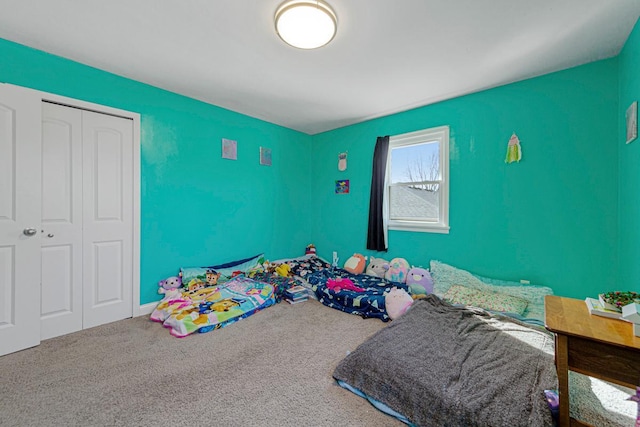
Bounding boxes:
505 132 522 163
222 138 237 160
338 152 348 171
260 147 272 166
335 179 349 194
626 101 637 144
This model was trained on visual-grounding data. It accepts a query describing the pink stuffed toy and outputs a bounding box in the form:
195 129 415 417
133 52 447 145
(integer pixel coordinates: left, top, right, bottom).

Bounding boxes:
385 287 413 320
327 277 365 293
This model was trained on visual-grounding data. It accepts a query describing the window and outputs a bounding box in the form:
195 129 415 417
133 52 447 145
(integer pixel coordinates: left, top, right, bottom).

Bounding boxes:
386 126 449 233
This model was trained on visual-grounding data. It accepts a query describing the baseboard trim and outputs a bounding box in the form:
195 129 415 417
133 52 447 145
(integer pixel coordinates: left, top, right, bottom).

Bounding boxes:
136 302 158 316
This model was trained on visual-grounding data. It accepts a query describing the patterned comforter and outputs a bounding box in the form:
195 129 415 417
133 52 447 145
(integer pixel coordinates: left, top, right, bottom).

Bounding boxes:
307 268 408 321
150 276 275 337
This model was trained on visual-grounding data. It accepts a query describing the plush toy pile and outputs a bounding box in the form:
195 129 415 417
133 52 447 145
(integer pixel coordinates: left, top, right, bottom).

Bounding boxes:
337 253 435 320
151 253 330 337
152 249 436 335
349 254 433 298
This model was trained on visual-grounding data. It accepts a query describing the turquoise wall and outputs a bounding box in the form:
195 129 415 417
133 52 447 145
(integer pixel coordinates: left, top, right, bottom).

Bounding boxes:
0 38 313 305
618 19 640 294
311 60 620 299
0 32 631 304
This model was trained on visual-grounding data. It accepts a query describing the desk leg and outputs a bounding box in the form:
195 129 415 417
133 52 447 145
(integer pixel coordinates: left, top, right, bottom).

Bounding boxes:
556 334 570 426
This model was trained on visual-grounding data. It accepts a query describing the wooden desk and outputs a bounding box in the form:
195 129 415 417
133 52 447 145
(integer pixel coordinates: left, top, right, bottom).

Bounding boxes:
544 295 640 427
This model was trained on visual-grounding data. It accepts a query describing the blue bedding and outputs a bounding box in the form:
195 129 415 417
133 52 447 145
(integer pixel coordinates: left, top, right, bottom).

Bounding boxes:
307 268 409 321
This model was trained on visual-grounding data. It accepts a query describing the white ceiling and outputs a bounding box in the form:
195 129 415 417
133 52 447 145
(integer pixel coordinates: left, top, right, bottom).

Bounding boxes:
0 1 638 134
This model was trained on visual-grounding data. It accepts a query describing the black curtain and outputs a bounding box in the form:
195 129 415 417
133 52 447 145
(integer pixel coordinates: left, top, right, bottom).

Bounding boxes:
366 136 389 251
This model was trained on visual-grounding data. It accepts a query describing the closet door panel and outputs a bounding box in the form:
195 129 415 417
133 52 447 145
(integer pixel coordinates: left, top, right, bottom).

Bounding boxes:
0 104 14 221
41 245 73 314
0 104 16 331
40 103 83 340
82 110 133 328
0 85 42 356
93 241 124 304
0 246 15 325
94 130 123 221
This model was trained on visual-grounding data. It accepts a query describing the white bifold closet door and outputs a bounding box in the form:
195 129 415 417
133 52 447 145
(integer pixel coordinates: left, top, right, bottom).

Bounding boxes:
40 103 133 340
40 103 83 339
0 85 43 356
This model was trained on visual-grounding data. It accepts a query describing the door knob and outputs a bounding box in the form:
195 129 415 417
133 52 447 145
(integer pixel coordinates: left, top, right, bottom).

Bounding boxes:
23 228 37 236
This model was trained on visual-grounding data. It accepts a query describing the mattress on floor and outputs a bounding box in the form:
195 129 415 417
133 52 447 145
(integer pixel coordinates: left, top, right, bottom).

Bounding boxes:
150 276 275 337
308 267 408 321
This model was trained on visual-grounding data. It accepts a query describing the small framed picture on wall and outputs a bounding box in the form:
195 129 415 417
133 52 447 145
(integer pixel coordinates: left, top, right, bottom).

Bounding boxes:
335 179 349 194
222 138 237 160
626 101 637 144
260 147 272 166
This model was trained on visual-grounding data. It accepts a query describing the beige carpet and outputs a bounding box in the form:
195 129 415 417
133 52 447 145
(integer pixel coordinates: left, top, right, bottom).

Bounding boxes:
0 300 404 427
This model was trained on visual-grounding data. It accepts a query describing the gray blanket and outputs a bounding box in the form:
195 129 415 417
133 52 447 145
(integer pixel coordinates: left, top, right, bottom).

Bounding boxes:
333 295 558 427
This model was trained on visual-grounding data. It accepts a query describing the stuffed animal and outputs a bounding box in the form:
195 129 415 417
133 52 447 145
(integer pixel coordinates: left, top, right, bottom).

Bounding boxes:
365 256 390 278
327 277 365 293
385 287 413 320
385 258 410 283
305 244 317 256
262 261 277 275
406 267 434 297
275 263 291 277
627 386 640 426
158 276 182 294
344 254 367 274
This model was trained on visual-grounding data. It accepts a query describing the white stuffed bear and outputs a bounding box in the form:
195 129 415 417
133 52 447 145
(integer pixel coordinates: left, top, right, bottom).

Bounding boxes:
385 287 414 320
158 276 182 294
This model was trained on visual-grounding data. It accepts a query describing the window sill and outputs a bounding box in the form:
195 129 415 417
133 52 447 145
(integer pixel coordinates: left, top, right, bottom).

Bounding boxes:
389 221 450 234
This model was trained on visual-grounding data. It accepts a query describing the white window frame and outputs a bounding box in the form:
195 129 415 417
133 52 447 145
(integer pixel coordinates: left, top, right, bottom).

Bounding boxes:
385 125 450 234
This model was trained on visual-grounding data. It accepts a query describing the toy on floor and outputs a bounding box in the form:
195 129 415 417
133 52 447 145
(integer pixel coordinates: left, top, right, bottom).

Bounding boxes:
158 276 182 294
629 386 640 427
344 254 367 274
365 256 390 278
406 267 434 297
385 287 413 320
275 263 291 277
251 260 279 277
544 390 559 425
327 277 365 293
385 258 410 283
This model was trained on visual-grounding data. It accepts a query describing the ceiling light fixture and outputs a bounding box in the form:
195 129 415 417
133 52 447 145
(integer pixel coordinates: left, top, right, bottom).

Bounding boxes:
275 0 337 49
